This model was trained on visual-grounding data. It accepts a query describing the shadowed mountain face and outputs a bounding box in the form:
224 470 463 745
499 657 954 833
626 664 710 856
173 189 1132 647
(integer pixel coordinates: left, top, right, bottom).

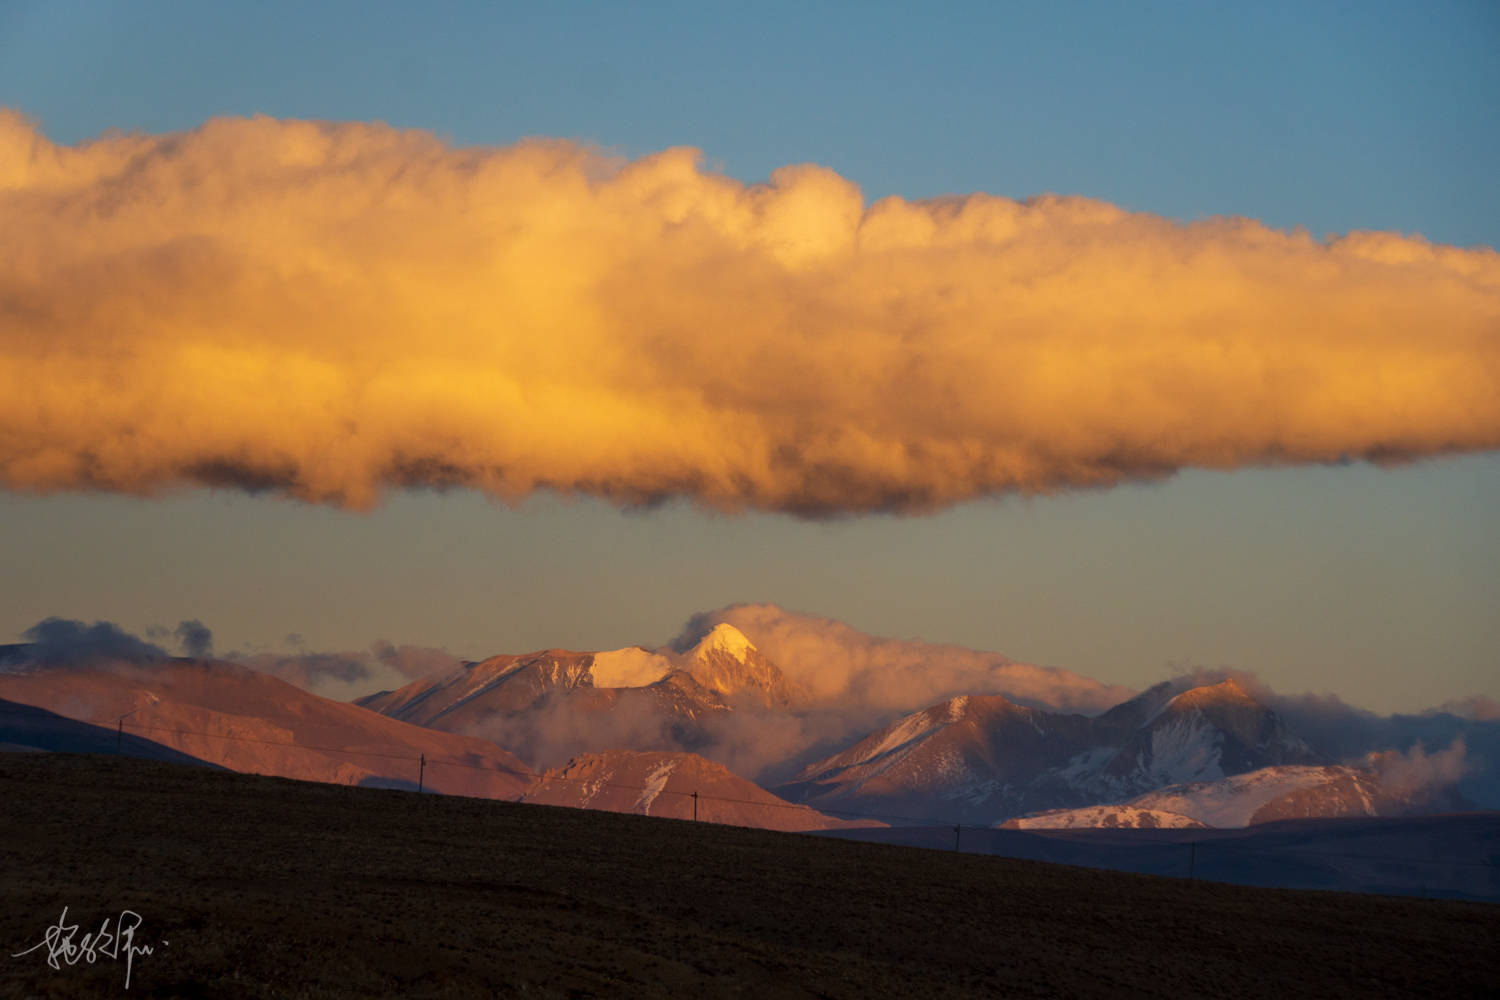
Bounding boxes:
0 658 531 798
520 749 878 832
1097 680 1322 795
779 680 1325 824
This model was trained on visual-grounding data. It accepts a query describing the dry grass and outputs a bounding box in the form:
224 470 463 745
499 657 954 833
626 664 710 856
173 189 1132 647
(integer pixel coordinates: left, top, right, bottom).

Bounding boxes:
1 753 1494 998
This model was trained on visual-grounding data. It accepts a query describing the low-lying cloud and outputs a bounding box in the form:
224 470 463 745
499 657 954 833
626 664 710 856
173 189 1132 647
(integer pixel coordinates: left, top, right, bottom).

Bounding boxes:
660 603 1137 781
674 603 1134 716
232 641 459 701
1365 739 1472 798
3 111 1497 515
1168 665 1500 808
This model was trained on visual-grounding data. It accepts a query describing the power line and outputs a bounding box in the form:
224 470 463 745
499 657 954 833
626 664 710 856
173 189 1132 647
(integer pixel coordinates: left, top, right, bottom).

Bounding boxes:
0 703 1494 871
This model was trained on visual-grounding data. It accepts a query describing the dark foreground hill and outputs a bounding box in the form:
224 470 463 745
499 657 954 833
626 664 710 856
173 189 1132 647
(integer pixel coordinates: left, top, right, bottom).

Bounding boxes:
0 698 219 767
1 754 1495 999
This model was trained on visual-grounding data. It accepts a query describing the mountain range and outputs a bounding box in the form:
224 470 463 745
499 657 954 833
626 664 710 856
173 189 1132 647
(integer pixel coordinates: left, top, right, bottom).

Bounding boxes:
774 679 1325 823
0 613 1486 837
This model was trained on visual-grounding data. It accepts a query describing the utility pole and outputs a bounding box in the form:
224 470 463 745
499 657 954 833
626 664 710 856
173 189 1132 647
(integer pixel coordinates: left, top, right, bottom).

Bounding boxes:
115 705 147 754
692 791 698 821
418 754 425 793
954 825 961 852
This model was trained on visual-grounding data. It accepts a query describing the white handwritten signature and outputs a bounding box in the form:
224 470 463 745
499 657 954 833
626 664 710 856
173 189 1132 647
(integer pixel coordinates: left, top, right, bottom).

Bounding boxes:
11 906 163 989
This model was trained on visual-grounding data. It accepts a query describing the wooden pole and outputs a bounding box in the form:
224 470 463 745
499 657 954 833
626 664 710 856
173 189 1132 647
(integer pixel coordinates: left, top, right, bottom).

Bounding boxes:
692 791 698 821
418 754 425 793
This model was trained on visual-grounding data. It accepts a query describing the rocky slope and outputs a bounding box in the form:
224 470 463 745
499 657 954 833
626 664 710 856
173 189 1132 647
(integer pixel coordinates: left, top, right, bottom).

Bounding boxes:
781 679 1323 824
520 749 878 832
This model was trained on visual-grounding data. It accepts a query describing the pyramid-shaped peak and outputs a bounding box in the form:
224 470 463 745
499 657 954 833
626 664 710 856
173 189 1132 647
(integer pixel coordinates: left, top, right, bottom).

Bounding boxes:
691 622 757 661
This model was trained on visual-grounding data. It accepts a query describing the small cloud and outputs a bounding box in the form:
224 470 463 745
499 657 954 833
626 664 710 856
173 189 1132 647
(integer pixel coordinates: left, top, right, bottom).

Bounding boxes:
174 619 214 660
20 618 168 665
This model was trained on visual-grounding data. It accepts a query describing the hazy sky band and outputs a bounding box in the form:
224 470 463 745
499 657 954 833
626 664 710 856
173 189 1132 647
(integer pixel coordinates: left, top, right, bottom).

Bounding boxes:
3 112 1496 515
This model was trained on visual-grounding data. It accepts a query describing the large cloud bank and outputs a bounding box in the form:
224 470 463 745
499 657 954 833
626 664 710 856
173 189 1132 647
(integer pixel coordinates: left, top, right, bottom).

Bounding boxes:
3 112 1497 514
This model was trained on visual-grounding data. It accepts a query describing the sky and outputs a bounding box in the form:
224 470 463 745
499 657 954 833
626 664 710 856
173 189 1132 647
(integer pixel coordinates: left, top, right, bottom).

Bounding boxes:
1 0 1496 714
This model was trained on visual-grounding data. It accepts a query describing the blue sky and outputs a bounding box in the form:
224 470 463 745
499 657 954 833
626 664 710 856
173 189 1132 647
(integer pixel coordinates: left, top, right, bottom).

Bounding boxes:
1 0 1496 712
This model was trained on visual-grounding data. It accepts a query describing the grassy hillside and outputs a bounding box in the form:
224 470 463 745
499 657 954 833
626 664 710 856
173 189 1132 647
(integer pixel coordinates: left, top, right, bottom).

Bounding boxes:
1 753 1495 998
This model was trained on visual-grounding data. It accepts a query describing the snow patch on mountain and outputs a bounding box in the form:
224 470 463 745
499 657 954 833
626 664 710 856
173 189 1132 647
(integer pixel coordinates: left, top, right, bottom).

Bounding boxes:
1001 805 1208 830
1142 716 1226 786
1130 766 1374 827
590 647 673 688
633 758 678 814
826 704 954 777
1053 747 1116 786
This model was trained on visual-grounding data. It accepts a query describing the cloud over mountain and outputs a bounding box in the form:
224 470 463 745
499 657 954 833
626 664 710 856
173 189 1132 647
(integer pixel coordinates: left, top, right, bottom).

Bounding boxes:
674 603 1132 716
231 641 458 701
15 617 168 665
2 111 1496 515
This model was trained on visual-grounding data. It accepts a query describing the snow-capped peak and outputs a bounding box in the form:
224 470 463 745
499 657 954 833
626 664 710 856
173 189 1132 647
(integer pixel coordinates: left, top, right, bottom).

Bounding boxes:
691 623 756 662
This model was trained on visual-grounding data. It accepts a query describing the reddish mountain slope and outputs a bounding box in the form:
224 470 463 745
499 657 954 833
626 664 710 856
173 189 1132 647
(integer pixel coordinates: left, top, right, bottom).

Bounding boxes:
779 694 1097 822
781 681 1325 824
0 660 530 798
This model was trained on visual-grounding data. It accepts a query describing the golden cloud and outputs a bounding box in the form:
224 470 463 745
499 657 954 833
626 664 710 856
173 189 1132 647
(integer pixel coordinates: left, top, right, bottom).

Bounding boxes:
2 111 1497 514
